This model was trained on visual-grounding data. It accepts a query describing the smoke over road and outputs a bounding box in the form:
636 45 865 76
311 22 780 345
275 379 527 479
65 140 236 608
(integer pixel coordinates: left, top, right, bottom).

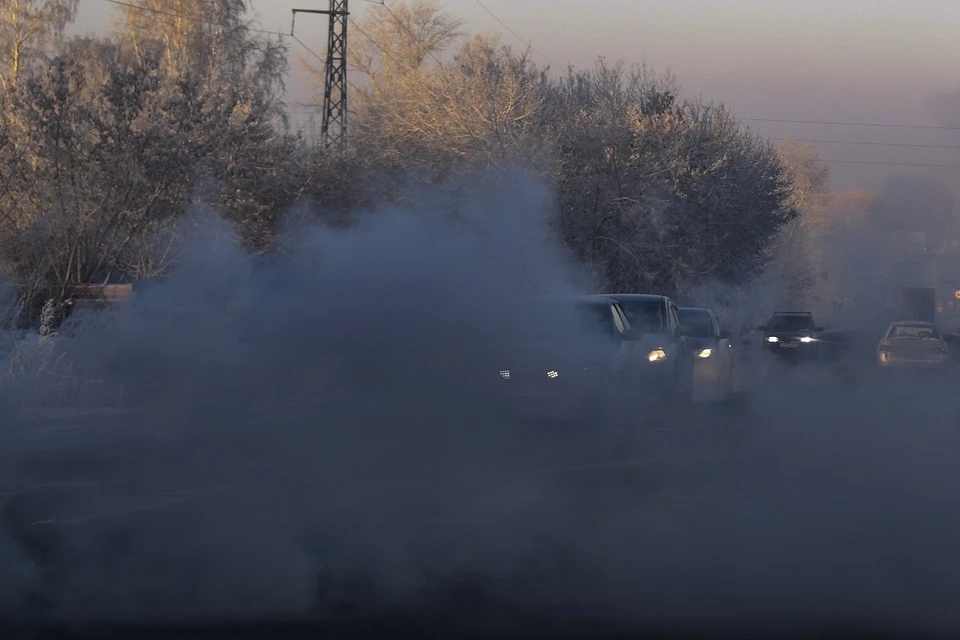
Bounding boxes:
1 171 960 636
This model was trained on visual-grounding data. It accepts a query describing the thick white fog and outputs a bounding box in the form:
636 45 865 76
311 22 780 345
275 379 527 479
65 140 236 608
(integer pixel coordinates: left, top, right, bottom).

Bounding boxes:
1 172 959 637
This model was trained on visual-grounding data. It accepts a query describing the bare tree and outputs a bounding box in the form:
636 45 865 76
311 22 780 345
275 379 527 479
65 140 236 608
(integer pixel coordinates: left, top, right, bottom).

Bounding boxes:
349 0 463 78
113 0 286 94
7 41 199 299
0 34 302 319
355 34 550 179
768 139 831 307
295 0 465 139
0 0 817 324
0 0 77 91
550 60 681 289
551 61 795 297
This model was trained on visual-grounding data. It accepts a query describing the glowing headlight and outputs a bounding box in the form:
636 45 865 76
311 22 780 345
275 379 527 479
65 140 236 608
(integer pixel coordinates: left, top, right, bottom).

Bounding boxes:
766 336 779 343
547 370 558 378
499 370 510 379
697 348 712 358
799 336 817 343
648 349 667 362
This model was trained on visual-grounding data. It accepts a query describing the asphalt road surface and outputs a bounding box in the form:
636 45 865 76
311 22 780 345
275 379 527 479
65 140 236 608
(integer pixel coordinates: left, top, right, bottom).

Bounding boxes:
4 356 960 637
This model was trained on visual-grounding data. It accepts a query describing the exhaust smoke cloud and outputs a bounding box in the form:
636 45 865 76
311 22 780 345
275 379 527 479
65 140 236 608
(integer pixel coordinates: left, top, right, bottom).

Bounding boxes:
1 170 960 635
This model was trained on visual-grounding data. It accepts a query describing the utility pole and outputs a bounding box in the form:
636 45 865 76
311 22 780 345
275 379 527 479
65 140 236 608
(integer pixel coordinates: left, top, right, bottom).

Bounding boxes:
291 1 349 150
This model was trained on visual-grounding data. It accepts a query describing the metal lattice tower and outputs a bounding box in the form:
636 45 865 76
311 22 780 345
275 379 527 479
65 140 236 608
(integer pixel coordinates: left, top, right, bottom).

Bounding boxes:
292 1 349 149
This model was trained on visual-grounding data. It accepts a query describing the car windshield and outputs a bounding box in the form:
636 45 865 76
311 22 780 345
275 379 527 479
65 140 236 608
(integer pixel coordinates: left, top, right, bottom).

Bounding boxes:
677 309 714 337
617 300 664 332
521 301 617 341
572 303 617 339
767 314 815 332
887 324 940 341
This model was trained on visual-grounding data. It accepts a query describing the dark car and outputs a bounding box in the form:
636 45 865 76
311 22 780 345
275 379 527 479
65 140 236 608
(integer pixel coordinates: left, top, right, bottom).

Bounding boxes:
759 311 824 360
488 294 640 421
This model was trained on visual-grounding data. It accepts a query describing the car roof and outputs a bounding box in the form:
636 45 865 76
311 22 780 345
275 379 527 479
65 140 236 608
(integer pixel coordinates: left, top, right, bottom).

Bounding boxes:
772 311 813 316
536 293 619 306
678 306 712 314
601 293 668 303
888 320 937 328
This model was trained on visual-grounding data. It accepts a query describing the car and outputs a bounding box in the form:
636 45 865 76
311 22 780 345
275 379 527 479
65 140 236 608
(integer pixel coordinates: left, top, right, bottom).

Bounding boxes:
489 294 641 421
601 293 694 401
759 311 824 361
677 306 735 402
876 320 949 370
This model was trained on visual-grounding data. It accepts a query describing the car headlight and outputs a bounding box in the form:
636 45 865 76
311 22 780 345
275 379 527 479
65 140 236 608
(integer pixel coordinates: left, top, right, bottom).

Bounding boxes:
799 336 817 343
697 348 712 358
648 349 667 362
547 370 558 378
766 336 778 343
499 370 510 379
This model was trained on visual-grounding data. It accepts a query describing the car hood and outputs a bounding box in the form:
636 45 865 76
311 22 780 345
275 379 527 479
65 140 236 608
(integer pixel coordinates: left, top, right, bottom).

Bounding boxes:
632 332 673 350
685 336 717 350
486 337 620 376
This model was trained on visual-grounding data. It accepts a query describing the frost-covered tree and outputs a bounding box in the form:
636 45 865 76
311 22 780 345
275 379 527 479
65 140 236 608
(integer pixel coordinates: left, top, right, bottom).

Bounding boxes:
768 139 831 308
0 34 303 318
355 34 551 178
5 39 206 298
37 297 59 337
349 0 463 77
114 0 286 93
0 0 78 90
550 61 796 296
548 61 678 288
0 0 818 324
301 0 463 138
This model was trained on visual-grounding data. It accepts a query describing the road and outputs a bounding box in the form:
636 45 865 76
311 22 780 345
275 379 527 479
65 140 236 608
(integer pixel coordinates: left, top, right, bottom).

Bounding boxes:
4 356 960 635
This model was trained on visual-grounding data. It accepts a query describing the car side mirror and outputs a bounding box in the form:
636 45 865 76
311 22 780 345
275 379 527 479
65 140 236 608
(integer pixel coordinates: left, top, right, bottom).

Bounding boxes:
718 330 731 340
676 324 692 338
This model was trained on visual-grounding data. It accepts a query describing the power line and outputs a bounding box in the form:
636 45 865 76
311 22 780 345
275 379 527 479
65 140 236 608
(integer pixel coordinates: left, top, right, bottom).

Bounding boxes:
101 0 287 37
769 135 960 167
85 1 960 165
744 116 960 131
290 34 362 94
820 159 959 168
770 137 960 150
474 0 552 66
348 16 414 73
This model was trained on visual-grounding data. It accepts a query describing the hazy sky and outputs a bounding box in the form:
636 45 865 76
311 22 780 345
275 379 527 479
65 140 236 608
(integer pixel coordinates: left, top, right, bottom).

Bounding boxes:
72 0 960 195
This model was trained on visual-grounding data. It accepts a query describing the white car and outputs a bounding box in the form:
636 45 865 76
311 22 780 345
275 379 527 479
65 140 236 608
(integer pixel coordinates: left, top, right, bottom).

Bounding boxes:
677 306 735 402
877 321 948 369
602 293 694 401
